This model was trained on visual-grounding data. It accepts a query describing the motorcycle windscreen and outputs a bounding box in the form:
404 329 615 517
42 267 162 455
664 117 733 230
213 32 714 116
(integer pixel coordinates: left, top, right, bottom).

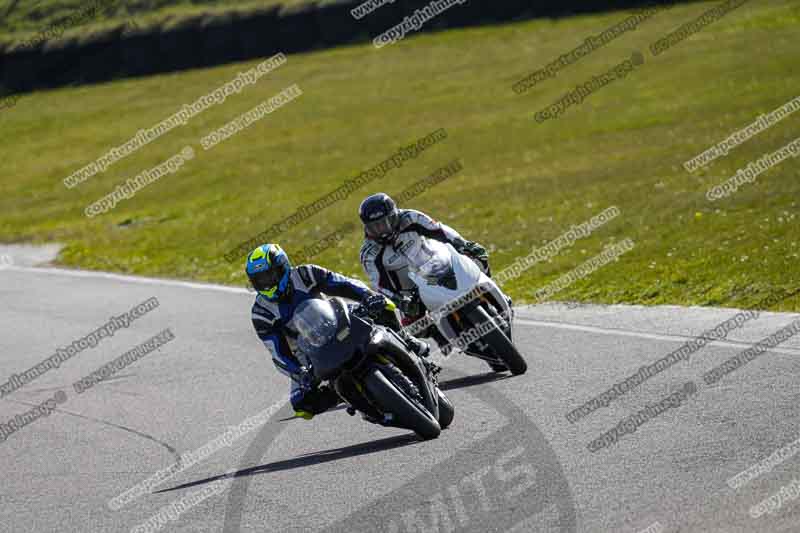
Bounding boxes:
409 240 457 289
305 316 373 380
293 300 338 346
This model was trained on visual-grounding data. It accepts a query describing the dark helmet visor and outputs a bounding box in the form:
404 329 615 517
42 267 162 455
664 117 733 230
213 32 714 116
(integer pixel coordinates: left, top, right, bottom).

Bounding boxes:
364 212 398 240
249 267 284 292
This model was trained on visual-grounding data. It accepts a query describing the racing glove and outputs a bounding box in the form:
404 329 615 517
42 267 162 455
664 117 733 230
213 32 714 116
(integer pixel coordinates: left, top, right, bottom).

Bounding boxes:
292 366 316 418
457 240 491 275
362 293 395 319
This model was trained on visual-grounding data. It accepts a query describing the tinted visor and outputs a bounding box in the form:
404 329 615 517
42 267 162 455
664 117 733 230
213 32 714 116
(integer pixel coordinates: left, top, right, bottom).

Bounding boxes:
364 212 398 240
250 267 284 292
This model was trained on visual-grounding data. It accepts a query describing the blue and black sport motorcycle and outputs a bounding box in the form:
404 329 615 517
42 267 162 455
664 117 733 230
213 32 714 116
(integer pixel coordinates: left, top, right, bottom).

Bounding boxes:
292 298 454 440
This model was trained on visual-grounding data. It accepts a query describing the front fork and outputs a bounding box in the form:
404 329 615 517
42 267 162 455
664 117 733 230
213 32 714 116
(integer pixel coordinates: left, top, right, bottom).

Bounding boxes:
446 298 512 364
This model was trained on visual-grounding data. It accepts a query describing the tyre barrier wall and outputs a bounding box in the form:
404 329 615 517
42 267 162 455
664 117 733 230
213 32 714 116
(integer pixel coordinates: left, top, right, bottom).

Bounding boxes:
0 0 681 96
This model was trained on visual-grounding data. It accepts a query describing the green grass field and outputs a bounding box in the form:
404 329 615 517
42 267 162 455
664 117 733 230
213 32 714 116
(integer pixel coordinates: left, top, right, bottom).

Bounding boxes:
0 0 305 44
2 0 799 310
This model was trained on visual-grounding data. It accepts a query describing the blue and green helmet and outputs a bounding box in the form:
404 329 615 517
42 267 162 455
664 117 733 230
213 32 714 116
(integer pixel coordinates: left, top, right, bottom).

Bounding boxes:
245 244 291 301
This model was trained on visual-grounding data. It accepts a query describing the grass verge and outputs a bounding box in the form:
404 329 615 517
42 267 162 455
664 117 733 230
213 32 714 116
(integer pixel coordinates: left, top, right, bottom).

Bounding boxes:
1 0 799 310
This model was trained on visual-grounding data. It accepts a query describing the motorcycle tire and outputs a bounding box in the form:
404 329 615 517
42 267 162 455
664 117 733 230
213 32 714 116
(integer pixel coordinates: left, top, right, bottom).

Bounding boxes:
363 367 441 440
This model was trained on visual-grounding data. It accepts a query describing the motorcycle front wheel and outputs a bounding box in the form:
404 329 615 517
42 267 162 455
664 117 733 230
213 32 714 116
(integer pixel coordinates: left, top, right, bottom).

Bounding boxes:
437 388 454 429
465 306 527 375
363 367 441 440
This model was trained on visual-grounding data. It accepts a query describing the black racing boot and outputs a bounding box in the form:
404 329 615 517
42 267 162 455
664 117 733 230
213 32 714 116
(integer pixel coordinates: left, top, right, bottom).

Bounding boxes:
337 377 384 423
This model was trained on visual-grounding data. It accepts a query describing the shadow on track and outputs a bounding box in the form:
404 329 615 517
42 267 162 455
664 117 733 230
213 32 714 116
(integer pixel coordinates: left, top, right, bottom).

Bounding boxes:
222 369 578 532
438 371 512 391
153 433 421 495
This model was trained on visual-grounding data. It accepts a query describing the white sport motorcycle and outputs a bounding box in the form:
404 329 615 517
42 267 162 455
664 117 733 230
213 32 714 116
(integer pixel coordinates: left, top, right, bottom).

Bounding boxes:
399 238 527 375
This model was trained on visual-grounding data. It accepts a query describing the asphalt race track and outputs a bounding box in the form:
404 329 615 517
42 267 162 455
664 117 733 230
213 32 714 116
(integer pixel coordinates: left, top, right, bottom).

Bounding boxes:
2 264 799 532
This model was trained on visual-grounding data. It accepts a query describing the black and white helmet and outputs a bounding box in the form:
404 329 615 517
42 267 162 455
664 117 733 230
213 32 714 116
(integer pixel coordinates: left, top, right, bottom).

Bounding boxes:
359 193 399 243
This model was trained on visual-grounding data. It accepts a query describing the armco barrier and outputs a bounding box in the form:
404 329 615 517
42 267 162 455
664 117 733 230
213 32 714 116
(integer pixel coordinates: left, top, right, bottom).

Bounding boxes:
3 42 41 92
276 2 323 53
201 13 244 67
76 29 124 84
121 26 162 77
1 0 685 96
159 15 206 73
315 0 362 47
236 6 282 61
